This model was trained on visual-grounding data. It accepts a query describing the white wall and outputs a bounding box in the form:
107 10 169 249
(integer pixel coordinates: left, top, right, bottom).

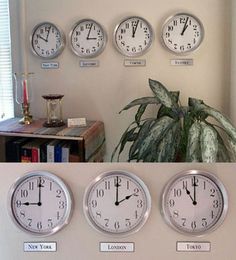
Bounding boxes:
10 0 231 161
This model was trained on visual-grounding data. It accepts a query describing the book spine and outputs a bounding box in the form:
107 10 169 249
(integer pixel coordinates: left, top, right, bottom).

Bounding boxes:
54 145 62 162
47 145 54 162
31 147 39 162
21 147 32 163
62 147 69 162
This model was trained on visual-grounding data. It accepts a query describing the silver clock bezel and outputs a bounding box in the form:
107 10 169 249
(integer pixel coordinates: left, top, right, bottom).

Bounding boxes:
161 13 205 56
113 16 154 57
69 18 107 58
161 169 228 236
30 22 66 59
8 171 73 237
83 170 151 237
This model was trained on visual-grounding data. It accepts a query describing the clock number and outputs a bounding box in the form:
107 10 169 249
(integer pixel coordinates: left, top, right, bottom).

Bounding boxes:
181 218 186 226
20 210 25 218
126 180 130 190
37 178 45 188
16 200 22 208
91 200 97 208
48 218 53 228
137 199 143 208
191 177 199 186
114 221 120 230
114 177 122 186
182 180 188 190
104 218 109 227
211 210 215 219
59 200 65 209
210 188 216 197
173 210 179 218
168 26 174 32
213 200 219 208
28 181 34 190
28 218 32 227
125 218 131 227
173 188 182 197
104 181 111 190
169 199 175 208
37 221 42 230
191 221 197 230
96 211 102 218
202 218 207 227
56 189 62 198
96 189 105 198
20 189 28 198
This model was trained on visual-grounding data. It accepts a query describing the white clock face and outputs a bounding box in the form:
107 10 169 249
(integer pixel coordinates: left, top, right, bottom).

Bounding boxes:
31 22 65 59
70 19 107 58
83 171 151 236
114 16 153 57
8 171 73 236
161 13 204 55
162 170 228 235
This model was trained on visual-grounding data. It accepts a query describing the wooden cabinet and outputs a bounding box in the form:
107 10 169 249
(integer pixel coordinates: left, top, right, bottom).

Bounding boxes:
0 118 105 162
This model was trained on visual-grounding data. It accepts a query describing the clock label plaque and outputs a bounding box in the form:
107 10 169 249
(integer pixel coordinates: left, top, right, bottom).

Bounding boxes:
176 242 211 252
24 242 57 252
100 242 134 252
124 59 146 67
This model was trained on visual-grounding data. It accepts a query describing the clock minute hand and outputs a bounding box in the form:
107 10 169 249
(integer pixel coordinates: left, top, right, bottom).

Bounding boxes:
132 20 140 38
193 176 197 205
181 17 189 35
115 176 120 206
38 177 42 206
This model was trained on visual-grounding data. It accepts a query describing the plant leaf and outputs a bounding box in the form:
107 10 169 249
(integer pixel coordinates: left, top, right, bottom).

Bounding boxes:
119 97 160 113
135 104 147 125
149 79 177 108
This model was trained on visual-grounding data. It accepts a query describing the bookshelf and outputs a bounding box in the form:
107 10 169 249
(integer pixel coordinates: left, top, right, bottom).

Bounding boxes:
0 118 105 162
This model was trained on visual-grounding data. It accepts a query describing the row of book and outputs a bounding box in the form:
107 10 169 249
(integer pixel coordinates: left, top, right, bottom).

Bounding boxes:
5 137 80 163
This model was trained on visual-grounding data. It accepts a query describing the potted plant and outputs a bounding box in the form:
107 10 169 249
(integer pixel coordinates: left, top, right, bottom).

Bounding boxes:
112 79 236 162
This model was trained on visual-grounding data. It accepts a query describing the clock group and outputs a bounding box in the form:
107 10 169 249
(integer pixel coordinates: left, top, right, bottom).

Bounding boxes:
8 169 227 237
30 13 204 59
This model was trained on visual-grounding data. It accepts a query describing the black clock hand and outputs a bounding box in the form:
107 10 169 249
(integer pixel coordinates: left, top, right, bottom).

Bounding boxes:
193 176 197 205
87 23 97 40
185 187 195 203
115 176 120 206
22 202 40 206
38 177 42 206
117 191 139 204
181 17 189 35
45 26 51 42
37 34 47 42
132 20 140 38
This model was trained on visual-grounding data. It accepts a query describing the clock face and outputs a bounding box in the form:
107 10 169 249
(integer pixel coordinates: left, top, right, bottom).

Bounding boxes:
162 170 228 235
83 171 151 236
161 13 204 55
8 171 73 236
114 16 153 57
70 19 107 58
31 22 65 59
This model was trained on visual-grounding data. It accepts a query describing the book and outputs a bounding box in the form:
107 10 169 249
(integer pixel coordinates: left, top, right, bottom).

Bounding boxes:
5 137 29 162
40 139 51 162
54 141 63 162
61 142 71 162
47 140 61 162
21 142 33 162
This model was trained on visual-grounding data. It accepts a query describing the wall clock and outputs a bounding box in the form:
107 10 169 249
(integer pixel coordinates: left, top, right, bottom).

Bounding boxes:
114 16 153 57
161 13 204 55
31 22 65 59
83 170 151 236
70 19 107 58
8 171 73 236
161 170 228 236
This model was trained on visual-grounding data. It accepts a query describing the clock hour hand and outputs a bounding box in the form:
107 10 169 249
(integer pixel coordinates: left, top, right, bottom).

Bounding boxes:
181 17 189 35
45 26 51 42
117 191 139 205
37 34 47 42
22 202 41 206
185 187 196 205
87 23 97 40
132 20 140 38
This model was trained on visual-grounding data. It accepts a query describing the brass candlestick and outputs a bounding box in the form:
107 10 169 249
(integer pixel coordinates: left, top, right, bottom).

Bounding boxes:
19 103 33 125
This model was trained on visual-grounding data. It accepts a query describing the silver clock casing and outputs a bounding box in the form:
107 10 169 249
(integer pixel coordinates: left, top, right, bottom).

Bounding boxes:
161 13 204 56
161 170 228 236
30 22 66 59
8 171 73 237
69 18 107 58
83 170 151 237
113 16 154 57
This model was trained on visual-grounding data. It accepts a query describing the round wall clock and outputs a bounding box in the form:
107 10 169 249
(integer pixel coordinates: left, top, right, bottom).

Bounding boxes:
114 16 153 57
31 22 65 59
8 171 73 236
161 170 228 236
83 170 151 236
70 19 107 58
161 13 204 55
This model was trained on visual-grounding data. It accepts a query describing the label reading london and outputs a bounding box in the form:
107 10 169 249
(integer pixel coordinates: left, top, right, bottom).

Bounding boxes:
100 242 134 252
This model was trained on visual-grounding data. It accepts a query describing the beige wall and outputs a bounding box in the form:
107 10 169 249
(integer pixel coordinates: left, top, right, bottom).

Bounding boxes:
10 0 231 161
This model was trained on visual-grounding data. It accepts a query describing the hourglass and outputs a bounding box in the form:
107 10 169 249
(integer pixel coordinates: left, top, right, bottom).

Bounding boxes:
42 94 65 127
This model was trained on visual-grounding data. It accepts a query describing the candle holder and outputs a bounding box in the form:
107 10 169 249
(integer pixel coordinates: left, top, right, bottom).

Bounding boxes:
42 94 65 127
13 72 33 124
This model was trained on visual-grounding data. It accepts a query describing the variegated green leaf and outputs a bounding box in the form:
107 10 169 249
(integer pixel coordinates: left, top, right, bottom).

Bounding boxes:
137 116 174 160
149 79 177 108
216 132 231 162
119 97 160 113
200 122 218 163
135 104 147 125
186 121 201 162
